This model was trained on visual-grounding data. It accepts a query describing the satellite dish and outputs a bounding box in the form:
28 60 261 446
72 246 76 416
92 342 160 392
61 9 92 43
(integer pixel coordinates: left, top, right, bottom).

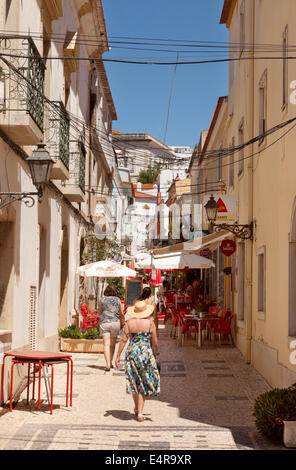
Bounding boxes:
94 220 107 240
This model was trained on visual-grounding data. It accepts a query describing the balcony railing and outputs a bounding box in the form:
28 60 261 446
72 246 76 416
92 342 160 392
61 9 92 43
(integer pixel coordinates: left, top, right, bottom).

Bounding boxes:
78 140 86 192
69 139 86 192
47 101 70 171
62 138 86 202
0 36 45 132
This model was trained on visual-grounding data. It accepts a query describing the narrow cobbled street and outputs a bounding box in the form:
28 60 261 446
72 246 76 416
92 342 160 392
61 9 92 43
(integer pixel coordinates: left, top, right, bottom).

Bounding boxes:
0 321 284 451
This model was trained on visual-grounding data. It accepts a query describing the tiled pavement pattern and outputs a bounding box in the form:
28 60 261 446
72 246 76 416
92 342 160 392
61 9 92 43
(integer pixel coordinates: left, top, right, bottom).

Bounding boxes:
0 322 286 450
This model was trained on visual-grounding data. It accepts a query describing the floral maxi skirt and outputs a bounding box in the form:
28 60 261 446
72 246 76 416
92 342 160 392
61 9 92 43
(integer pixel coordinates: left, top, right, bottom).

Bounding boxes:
125 333 160 396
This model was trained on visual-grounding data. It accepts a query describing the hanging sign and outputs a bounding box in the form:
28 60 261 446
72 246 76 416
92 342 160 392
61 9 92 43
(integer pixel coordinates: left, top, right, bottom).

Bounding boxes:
221 239 236 256
204 194 238 224
200 248 212 259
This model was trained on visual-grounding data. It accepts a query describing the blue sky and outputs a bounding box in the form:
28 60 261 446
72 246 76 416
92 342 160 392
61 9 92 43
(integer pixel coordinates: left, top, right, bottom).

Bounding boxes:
102 0 229 149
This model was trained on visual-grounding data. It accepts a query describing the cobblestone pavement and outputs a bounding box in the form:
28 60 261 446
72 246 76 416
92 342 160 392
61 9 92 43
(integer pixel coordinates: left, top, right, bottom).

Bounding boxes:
0 321 286 451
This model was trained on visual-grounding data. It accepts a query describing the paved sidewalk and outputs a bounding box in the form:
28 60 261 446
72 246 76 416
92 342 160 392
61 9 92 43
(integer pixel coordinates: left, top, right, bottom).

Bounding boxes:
0 322 285 450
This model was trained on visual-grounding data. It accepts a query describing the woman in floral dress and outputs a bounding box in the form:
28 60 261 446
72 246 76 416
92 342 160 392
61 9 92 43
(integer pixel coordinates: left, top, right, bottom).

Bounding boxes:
115 300 160 422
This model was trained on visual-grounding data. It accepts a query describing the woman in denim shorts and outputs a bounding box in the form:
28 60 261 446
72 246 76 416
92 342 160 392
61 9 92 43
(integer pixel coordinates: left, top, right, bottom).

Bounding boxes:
98 285 124 371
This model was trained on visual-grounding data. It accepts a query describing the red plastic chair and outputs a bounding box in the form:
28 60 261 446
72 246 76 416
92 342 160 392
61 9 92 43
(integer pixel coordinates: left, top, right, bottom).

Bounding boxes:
157 304 167 323
80 304 99 330
206 305 221 331
211 313 234 345
170 307 180 338
179 313 200 346
208 305 220 316
219 308 231 321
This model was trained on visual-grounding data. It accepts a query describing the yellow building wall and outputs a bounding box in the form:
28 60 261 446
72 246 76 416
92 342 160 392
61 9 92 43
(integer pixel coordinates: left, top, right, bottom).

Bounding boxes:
222 0 296 386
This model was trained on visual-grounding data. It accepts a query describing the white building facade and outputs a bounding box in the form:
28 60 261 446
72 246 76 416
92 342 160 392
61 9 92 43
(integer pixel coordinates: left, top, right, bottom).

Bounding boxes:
0 0 121 399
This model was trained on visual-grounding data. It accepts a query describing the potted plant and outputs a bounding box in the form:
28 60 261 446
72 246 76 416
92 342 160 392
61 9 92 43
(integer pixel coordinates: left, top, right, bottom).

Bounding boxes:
253 383 296 447
59 325 104 353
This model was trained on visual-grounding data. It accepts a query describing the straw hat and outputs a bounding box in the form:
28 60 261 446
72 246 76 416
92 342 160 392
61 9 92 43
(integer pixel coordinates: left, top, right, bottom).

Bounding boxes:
127 300 154 319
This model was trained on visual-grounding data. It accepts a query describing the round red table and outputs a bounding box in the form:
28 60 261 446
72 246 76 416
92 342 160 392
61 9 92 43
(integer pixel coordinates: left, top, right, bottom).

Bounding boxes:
1 350 73 413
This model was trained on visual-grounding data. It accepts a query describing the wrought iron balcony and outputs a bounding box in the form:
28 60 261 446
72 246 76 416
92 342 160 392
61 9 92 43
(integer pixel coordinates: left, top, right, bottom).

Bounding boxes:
76 140 85 192
62 138 86 202
0 36 45 144
46 101 70 180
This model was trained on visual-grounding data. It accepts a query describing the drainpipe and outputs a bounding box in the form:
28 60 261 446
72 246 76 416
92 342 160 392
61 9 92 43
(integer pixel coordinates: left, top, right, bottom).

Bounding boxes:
246 0 255 363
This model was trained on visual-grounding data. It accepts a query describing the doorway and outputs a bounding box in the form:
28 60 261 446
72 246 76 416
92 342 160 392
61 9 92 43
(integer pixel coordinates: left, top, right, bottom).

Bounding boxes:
59 227 69 329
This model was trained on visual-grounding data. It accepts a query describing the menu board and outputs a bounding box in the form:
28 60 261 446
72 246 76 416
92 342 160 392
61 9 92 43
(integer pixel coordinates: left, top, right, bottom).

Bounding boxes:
125 279 143 306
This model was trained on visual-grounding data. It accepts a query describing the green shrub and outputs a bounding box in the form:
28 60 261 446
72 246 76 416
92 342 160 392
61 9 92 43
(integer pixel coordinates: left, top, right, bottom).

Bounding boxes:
108 278 125 300
59 325 82 339
82 327 101 339
59 324 101 340
253 383 296 442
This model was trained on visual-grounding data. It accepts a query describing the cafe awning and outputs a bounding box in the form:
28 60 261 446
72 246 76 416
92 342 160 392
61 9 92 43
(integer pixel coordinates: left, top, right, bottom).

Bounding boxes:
153 253 215 270
152 230 230 257
136 251 215 270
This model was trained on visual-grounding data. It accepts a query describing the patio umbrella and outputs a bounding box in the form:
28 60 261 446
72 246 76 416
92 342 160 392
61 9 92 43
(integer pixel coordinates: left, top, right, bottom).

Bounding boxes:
153 253 215 271
76 260 137 278
150 268 163 287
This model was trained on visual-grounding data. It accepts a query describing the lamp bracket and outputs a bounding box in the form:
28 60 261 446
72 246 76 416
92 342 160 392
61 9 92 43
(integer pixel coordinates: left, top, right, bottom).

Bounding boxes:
213 221 254 240
0 191 40 210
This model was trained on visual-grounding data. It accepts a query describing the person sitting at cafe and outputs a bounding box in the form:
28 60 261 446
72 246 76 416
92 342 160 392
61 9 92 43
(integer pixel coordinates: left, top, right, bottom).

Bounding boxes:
142 277 150 289
185 281 193 297
192 279 201 302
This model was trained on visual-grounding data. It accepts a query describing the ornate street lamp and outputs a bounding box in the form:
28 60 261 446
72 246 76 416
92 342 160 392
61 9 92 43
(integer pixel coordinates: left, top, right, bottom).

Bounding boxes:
204 194 254 240
0 143 53 209
204 195 219 224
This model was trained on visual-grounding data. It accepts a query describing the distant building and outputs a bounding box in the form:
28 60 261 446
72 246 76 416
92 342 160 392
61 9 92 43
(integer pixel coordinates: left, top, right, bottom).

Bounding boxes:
127 183 158 254
112 132 176 183
169 145 193 160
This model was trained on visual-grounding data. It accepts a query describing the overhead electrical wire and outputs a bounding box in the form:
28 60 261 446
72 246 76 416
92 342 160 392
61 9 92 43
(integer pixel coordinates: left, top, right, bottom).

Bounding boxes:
1 53 296 194
2 30 296 51
2 50 296 66
2 51 294 167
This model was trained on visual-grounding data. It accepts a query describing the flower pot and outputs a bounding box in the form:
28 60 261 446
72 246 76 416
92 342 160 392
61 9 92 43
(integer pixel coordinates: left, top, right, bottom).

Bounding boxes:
283 421 296 448
60 337 104 354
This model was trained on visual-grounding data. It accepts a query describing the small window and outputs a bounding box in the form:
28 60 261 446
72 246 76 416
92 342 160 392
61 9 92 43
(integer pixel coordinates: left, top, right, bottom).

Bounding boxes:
238 120 244 176
5 0 12 21
257 247 266 314
240 0 245 56
259 70 267 144
218 144 223 181
283 25 288 109
237 242 246 321
228 137 234 187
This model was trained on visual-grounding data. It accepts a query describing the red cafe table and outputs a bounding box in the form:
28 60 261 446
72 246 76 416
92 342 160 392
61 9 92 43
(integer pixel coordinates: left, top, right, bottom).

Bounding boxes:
1 350 73 414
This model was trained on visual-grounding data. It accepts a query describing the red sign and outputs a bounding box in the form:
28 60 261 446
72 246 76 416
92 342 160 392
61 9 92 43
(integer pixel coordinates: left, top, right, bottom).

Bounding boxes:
221 239 236 256
217 198 228 213
200 248 212 259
